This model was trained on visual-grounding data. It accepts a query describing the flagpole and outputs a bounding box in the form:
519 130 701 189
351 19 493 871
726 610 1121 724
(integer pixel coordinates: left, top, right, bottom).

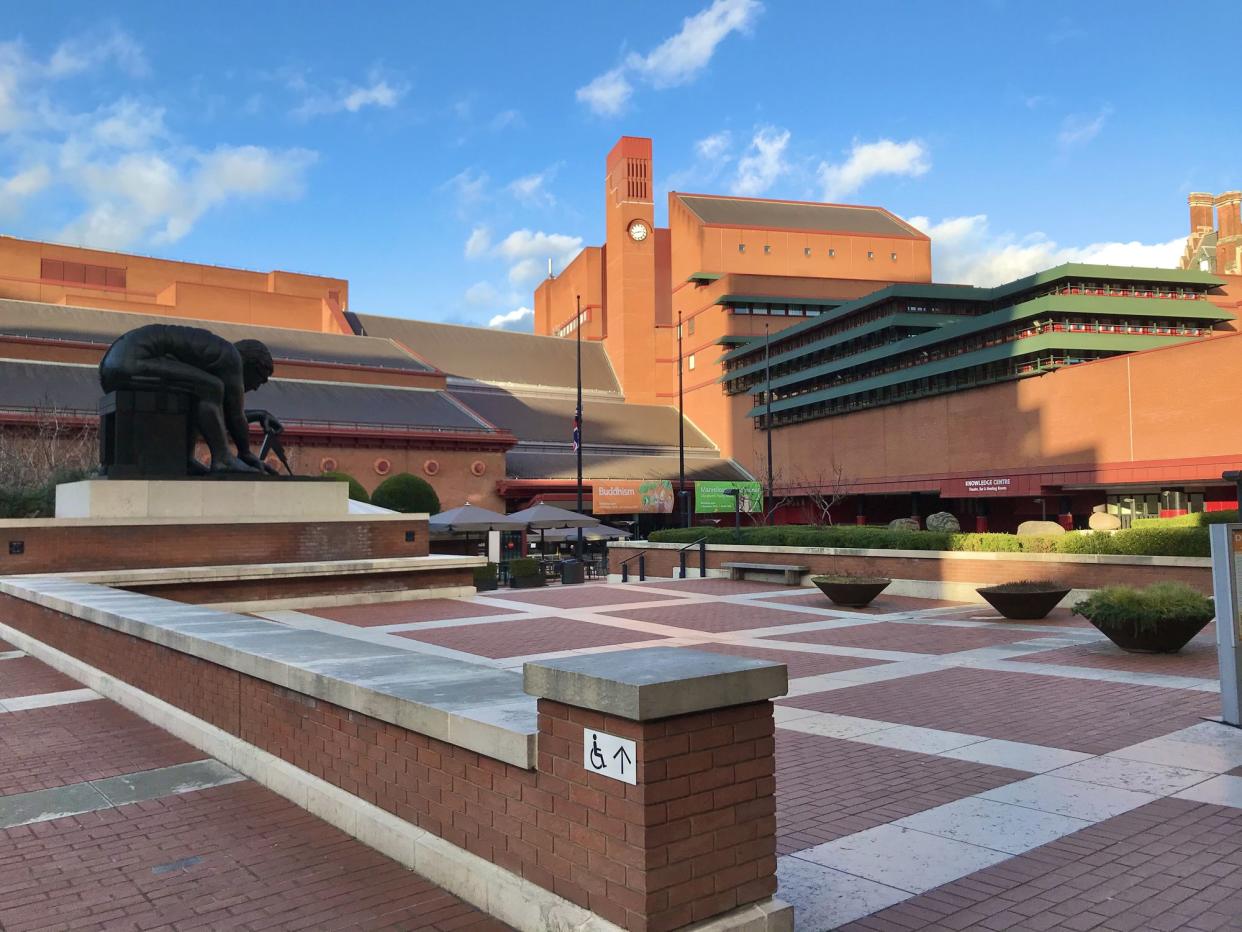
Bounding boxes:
575 294 584 561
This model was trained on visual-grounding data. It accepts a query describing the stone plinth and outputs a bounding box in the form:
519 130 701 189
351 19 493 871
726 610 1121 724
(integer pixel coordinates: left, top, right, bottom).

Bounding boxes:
55 478 348 520
525 647 792 932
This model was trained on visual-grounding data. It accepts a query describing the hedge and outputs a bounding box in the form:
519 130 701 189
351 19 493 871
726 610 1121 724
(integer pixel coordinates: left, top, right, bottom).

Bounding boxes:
370 473 440 514
321 471 369 503
1132 510 1238 529
646 524 1210 558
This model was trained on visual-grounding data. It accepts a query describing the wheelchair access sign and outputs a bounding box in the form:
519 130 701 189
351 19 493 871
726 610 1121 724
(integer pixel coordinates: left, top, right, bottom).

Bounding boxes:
583 729 637 785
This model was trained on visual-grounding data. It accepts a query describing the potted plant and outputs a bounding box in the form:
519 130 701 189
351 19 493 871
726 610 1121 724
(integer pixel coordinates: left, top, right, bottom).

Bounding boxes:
473 562 498 593
811 574 891 608
508 557 545 590
1072 582 1213 653
977 580 1071 620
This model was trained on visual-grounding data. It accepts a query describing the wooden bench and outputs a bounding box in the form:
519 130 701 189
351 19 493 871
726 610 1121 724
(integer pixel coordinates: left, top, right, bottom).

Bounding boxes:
721 562 810 586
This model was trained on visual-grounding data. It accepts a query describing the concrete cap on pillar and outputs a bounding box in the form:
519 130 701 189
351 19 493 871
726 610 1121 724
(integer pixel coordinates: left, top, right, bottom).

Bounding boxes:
523 646 788 721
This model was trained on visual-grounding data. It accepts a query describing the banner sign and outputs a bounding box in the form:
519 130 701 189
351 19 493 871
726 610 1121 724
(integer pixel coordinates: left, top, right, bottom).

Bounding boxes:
593 480 675 514
695 481 763 514
941 476 1018 498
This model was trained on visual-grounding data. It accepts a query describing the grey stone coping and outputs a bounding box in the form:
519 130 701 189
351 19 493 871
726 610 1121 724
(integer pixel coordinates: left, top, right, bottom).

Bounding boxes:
524 646 788 722
0 575 535 768
35 554 483 587
0 513 428 528
607 541 1210 568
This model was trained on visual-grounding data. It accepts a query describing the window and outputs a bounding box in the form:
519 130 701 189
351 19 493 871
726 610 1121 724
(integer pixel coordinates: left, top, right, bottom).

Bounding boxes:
738 243 746 253
41 258 126 290
890 252 897 261
687 316 695 335
828 248 836 258
867 251 875 260
763 245 771 255
804 247 812 257
687 353 696 371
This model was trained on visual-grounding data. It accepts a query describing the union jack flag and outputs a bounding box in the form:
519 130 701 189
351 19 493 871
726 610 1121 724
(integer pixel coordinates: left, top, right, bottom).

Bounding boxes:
572 411 581 452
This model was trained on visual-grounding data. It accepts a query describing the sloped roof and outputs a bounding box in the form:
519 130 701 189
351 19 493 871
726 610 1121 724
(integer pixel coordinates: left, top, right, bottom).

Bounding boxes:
675 193 922 238
451 388 713 449
356 314 621 391
0 360 491 431
0 299 431 372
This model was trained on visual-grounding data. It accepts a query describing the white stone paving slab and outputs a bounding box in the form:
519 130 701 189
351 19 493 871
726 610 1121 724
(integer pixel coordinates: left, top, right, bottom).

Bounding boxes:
894 797 1090 855
1172 775 1242 808
777 856 911 931
940 739 1093 773
796 823 1012 894
1050 755 1214 796
979 774 1158 822
0 687 101 712
1108 737 1242 774
0 650 25 660
774 711 896 740
851 724 985 755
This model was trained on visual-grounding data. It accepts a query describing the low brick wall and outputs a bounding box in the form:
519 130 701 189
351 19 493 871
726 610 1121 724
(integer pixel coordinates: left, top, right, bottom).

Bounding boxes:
0 591 783 932
122 567 471 605
610 543 1212 595
0 517 429 575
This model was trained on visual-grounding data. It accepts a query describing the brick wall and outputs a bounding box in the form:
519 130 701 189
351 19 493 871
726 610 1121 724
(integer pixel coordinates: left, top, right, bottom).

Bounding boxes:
612 545 1212 594
0 518 429 575
123 567 470 604
1 594 780 931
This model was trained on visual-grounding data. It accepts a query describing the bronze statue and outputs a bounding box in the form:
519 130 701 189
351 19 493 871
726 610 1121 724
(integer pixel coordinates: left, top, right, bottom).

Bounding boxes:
99 323 285 474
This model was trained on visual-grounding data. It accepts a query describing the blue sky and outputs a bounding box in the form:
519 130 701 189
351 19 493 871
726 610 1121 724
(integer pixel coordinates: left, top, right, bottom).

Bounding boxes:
1 1 1238 330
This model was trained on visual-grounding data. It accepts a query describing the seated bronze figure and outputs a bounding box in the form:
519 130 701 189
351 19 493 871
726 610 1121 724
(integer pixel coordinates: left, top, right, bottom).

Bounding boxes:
99 323 283 474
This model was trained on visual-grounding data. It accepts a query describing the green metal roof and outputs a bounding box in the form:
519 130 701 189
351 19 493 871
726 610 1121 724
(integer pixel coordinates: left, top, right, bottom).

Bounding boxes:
723 262 1226 364
745 332 1189 418
739 294 1232 395
688 271 722 282
718 293 847 308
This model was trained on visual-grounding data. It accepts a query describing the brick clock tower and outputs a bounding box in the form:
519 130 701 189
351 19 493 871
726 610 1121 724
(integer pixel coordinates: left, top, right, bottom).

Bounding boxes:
603 137 658 403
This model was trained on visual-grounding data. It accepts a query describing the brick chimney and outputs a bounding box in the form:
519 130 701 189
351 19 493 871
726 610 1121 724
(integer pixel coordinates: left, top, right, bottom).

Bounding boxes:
1189 192 1215 232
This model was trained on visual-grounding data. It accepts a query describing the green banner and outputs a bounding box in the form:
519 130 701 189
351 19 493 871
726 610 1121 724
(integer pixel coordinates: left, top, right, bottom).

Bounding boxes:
694 481 764 514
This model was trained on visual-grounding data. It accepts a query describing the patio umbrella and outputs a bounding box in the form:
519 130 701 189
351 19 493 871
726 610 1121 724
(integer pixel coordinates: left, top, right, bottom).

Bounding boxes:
507 503 599 558
429 503 528 533
541 524 632 542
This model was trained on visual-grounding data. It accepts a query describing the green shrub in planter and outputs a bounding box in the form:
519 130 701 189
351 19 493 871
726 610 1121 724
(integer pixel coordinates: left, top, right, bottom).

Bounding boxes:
1072 582 1213 653
1111 527 1210 558
322 471 369 503
370 473 440 514
1132 510 1238 529
472 563 498 592
1056 531 1117 554
508 558 540 578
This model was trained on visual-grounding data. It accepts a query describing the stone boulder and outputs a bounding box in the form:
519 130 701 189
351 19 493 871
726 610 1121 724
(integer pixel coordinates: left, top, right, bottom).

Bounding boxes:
1088 511 1122 531
925 511 961 533
1017 520 1066 537
888 517 921 532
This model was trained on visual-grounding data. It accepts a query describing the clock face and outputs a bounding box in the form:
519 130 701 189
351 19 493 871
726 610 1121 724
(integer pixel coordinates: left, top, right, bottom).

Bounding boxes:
628 220 650 242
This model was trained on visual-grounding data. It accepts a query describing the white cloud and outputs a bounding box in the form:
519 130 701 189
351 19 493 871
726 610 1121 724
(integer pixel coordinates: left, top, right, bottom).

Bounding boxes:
464 226 492 258
488 109 522 131
818 138 930 201
730 127 789 196
507 168 558 207
90 98 167 149
47 28 148 79
465 281 500 305
1058 107 1111 148
446 169 489 209
575 68 632 116
577 0 761 114
906 213 1185 287
695 131 732 161
0 164 52 215
293 70 407 119
488 306 533 330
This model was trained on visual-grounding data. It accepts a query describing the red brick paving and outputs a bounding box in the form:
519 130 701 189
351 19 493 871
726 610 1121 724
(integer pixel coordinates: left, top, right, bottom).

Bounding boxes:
960 605 1092 628
781 666 1220 754
0 636 14 650
800 593 970 615
770 620 1047 655
395 616 664 658
484 584 688 609
1017 625 1220 681
603 600 821 633
0 781 508 932
0 656 82 698
840 798 1242 932
677 641 891 679
311 598 517 627
775 729 1025 856
637 577 799 595
0 698 203 795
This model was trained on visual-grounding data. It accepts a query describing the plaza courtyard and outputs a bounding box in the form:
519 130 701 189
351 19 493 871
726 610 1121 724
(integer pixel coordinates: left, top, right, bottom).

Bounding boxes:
3 578 1240 931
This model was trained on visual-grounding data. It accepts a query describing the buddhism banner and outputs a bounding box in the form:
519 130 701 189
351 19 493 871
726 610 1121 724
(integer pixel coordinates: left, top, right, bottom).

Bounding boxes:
593 480 675 514
695 481 764 514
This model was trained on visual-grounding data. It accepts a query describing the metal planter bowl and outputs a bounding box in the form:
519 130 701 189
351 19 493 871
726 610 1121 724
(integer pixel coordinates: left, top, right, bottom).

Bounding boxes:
812 576 891 608
976 585 1070 620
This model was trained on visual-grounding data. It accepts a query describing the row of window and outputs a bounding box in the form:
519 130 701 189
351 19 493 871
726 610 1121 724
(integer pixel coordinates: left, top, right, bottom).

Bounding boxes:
553 308 591 338
40 258 127 289
737 244 899 262
1041 282 1204 300
729 305 826 317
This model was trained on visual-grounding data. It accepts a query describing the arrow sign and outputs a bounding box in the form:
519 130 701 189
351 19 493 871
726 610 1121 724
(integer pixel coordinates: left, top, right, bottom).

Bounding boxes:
582 729 637 785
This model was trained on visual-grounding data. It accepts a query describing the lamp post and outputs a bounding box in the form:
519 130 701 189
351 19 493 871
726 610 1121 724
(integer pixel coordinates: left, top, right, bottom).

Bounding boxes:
575 294 584 562
678 308 688 528
764 322 773 525
724 487 741 543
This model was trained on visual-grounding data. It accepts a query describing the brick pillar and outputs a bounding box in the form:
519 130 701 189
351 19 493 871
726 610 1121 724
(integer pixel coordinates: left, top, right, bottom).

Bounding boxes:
524 647 791 932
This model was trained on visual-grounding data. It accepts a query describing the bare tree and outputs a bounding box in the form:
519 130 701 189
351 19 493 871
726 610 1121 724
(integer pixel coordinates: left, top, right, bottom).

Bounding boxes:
0 401 97 495
800 461 849 526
